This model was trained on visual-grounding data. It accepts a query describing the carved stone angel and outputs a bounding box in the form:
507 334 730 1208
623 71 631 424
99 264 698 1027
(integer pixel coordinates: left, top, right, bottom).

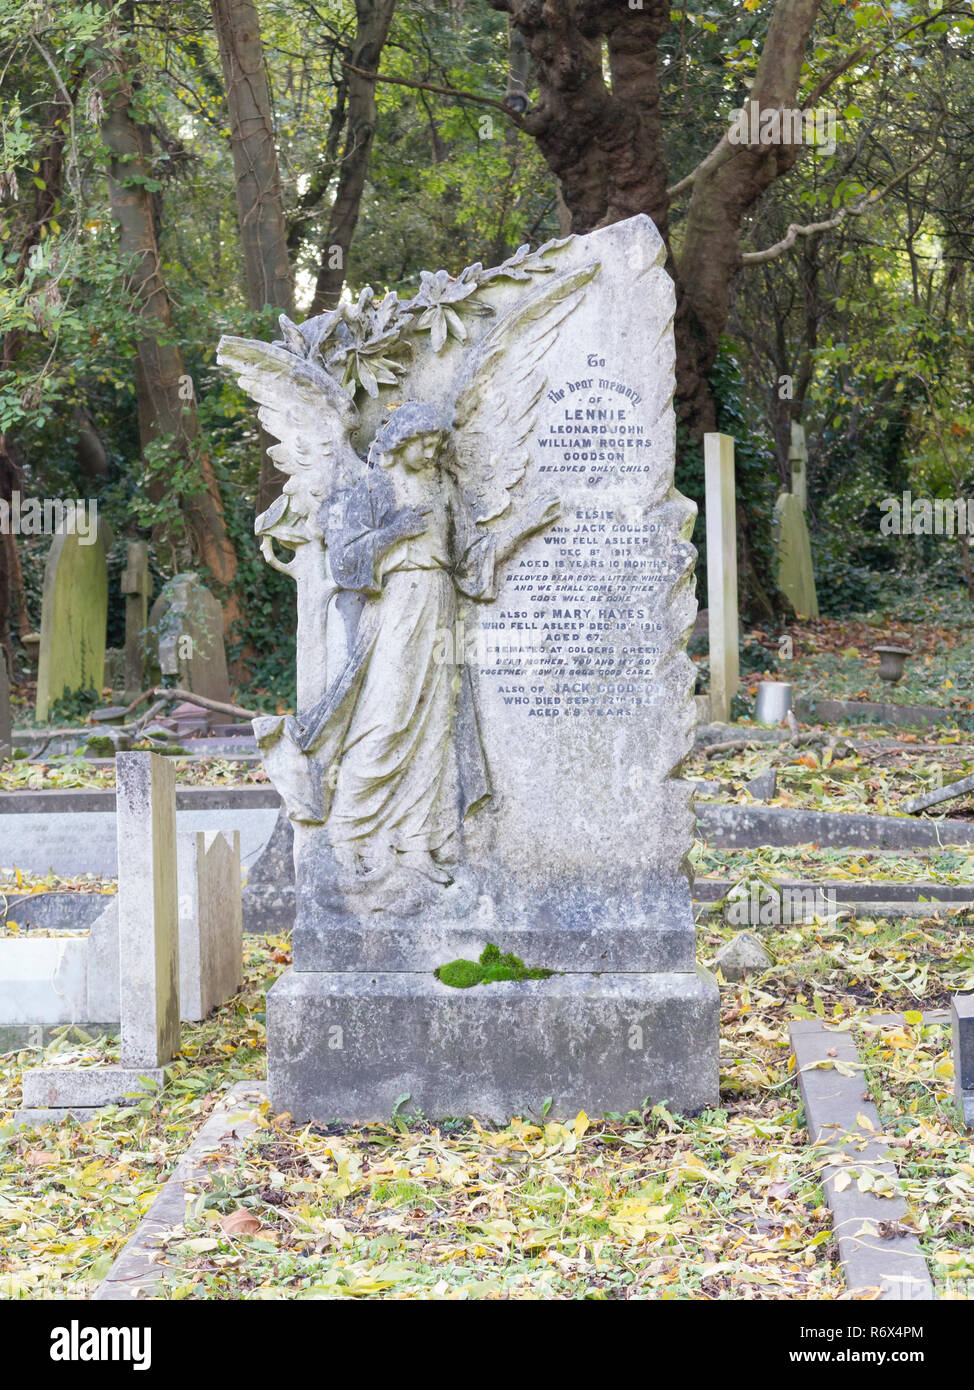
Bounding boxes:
217 240 598 910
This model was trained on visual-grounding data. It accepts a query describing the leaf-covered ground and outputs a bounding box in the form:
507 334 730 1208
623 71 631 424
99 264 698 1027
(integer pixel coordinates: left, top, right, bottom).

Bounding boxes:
717 592 974 713
858 1018 974 1298
2 909 972 1300
0 754 266 792
685 729 974 816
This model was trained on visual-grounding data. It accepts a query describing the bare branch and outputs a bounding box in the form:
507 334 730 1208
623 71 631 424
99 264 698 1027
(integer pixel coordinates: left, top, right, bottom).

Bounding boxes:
741 136 941 265
344 61 526 124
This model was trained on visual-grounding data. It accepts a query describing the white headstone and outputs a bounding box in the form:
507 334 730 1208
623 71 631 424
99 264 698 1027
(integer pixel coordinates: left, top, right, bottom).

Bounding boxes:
704 432 739 723
177 829 243 1019
116 751 180 1067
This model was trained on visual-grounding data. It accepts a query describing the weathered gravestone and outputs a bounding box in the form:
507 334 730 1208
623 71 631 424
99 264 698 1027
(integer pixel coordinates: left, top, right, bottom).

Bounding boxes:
0 648 10 759
703 432 739 723
34 520 113 723
219 215 720 1122
121 540 152 700
147 573 231 704
774 491 819 618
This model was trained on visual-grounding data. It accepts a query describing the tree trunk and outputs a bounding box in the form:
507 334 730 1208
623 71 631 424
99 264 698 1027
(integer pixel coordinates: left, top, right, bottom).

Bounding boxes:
309 0 397 315
0 86 75 671
210 0 296 513
492 0 823 436
92 2 243 638
673 0 823 434
210 0 294 319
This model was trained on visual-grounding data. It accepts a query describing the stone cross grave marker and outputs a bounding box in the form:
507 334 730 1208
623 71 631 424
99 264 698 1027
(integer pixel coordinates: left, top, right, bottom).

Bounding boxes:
789 421 808 510
35 520 113 723
704 432 740 724
121 540 152 700
219 214 720 1122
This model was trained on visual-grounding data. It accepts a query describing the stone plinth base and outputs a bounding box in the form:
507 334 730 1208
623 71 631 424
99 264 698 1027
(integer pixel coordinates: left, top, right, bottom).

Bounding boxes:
267 968 719 1124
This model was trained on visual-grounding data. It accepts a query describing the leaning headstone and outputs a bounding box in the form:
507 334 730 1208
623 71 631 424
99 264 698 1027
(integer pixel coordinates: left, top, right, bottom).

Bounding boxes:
20 751 180 1112
34 520 113 723
0 648 10 758
220 213 719 1121
952 992 974 1129
704 432 739 723
147 573 231 704
121 540 152 700
774 492 819 618
177 830 243 1018
789 422 808 510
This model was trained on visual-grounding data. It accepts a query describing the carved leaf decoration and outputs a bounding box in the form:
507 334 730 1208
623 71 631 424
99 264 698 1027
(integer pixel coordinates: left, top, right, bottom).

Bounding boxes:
450 260 600 523
216 336 364 521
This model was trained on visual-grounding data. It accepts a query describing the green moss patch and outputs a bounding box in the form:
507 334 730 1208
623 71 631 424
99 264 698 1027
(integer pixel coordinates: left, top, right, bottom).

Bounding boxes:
434 942 555 989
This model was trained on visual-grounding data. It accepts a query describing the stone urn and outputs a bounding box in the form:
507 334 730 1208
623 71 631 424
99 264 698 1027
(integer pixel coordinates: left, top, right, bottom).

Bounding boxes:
874 645 910 684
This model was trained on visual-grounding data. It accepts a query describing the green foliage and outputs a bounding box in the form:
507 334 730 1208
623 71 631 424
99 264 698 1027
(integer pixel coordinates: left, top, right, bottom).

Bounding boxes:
434 942 555 989
44 687 100 726
677 339 779 619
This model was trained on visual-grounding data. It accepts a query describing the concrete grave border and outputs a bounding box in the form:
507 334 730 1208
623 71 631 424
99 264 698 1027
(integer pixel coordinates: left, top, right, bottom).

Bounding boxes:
790 1015 946 1301
93 1081 267 1301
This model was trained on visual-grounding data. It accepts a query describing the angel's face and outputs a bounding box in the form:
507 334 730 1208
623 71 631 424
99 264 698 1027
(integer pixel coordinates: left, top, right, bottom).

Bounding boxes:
398 431 445 473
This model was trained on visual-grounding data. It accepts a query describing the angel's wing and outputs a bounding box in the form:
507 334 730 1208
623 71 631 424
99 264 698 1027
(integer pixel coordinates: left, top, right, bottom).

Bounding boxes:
216 335 363 527
449 261 600 523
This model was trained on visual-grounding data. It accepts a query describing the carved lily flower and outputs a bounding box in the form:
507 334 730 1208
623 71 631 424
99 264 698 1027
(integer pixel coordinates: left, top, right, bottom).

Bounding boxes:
407 268 491 353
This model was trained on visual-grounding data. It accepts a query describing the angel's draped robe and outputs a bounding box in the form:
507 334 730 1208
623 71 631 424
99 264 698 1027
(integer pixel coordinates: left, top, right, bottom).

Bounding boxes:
297 465 496 856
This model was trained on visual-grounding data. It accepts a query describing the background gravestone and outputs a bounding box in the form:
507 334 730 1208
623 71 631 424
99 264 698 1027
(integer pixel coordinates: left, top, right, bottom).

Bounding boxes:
121 540 152 700
34 520 113 723
774 491 819 618
0 649 10 758
224 213 720 1122
147 572 231 704
703 432 740 723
